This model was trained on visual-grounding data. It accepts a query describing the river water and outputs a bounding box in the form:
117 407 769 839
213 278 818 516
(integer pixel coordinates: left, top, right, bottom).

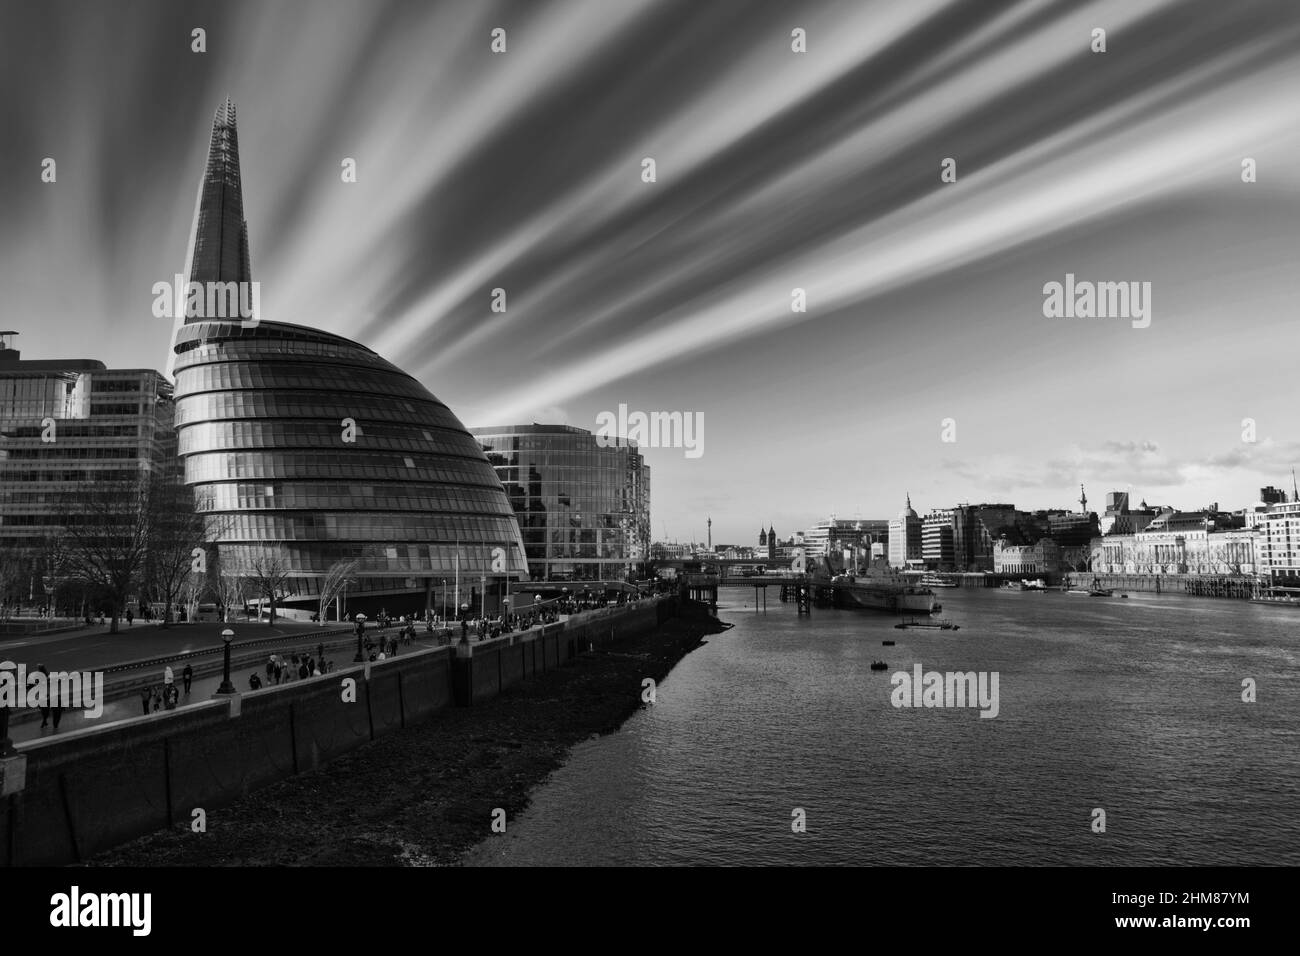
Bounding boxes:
465 588 1299 866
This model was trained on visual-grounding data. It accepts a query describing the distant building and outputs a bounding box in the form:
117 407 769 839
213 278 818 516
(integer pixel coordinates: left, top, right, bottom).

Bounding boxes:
994 538 1062 577
1256 501 1300 593
651 541 695 561
1091 511 1256 577
1099 490 1157 536
1260 486 1287 505
959 503 1021 571
802 517 889 558
887 495 923 568
922 509 956 570
920 503 1021 572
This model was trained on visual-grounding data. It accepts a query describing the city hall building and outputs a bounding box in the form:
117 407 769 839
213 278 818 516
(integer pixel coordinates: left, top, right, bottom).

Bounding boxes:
172 101 527 614
471 424 650 582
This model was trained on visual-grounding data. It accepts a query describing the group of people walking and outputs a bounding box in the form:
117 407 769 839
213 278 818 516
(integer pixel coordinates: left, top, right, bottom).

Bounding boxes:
139 664 192 714
258 650 334 688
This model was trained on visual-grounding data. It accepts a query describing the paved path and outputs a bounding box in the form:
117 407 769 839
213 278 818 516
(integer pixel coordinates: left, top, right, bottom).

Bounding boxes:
0 619 370 672
9 633 449 745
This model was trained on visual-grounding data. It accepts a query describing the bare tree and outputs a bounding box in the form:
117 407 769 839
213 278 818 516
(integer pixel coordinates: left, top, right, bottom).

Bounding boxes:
215 573 249 623
182 569 207 623
244 543 293 624
35 533 70 615
318 557 359 623
0 555 23 623
58 475 151 633
144 473 209 627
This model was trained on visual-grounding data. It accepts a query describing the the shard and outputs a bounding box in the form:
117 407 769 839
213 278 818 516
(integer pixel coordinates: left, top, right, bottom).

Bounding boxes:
182 96 253 299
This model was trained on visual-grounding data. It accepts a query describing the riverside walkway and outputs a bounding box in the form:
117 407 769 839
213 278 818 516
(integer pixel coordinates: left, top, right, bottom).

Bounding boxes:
0 617 467 745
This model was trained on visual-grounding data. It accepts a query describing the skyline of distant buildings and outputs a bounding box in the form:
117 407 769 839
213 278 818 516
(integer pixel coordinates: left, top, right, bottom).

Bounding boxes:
656 480 1300 597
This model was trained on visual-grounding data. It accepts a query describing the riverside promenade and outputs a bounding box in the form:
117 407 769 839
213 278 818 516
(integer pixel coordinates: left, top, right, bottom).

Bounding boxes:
1 596 682 866
2 618 457 744
1 618 346 673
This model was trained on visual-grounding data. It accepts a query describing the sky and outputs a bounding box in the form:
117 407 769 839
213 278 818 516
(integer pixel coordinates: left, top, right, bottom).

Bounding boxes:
2 0 1298 547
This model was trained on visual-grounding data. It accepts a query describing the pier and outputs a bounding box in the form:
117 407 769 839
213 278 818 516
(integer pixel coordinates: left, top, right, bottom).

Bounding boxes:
681 572 719 611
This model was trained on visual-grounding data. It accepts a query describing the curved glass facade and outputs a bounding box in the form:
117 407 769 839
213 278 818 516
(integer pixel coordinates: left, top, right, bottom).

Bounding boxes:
173 320 528 608
471 424 650 582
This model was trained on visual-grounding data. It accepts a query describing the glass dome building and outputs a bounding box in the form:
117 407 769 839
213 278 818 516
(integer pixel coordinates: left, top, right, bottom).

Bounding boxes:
171 101 526 614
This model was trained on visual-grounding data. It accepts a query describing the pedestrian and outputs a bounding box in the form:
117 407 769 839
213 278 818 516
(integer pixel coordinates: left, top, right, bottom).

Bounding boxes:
182 663 193 695
298 659 308 680
164 683 179 710
152 687 162 712
34 664 50 728
266 655 276 683
249 672 262 691
126 608 134 626
140 685 152 715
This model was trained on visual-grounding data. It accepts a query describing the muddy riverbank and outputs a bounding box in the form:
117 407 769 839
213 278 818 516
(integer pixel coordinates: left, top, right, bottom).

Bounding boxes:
87 612 724 866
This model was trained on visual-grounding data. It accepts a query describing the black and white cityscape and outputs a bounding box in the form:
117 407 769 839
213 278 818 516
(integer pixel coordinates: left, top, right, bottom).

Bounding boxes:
0 0 1296 924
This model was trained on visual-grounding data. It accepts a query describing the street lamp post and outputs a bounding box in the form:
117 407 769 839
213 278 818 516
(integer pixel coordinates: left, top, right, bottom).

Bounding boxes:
216 628 237 695
353 614 367 663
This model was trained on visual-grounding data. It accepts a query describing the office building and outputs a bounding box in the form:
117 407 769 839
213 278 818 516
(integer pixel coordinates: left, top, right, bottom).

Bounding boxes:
1251 501 1300 593
0 333 175 603
472 424 650 581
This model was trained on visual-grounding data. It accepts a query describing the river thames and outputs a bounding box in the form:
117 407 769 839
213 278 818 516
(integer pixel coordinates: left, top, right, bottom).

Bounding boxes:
466 587 1299 866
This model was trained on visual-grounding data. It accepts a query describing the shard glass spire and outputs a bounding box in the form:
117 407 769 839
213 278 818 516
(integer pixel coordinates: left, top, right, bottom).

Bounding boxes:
182 97 252 303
